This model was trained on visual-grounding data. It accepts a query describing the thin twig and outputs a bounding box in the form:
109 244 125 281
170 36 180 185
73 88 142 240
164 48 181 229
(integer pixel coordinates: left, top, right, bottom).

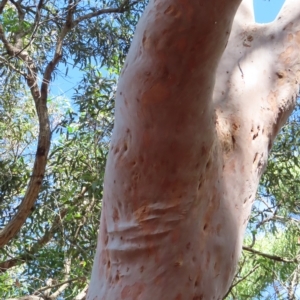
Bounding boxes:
13 0 44 57
49 258 72 298
0 55 27 76
34 276 86 294
73 0 140 27
223 265 259 299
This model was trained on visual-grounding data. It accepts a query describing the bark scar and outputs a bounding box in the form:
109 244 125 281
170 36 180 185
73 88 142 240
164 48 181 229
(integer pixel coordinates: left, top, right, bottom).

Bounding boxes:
238 59 244 79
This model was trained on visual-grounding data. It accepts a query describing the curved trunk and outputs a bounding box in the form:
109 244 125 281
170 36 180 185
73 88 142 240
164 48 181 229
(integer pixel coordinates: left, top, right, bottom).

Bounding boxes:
88 0 300 299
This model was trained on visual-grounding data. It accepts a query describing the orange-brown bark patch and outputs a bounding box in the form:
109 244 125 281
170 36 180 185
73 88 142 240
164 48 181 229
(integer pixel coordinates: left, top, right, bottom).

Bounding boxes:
142 81 171 104
154 273 164 286
176 37 187 52
164 5 181 18
134 205 150 223
175 293 182 300
288 33 294 42
279 46 294 64
296 30 300 43
121 282 145 299
112 207 120 222
174 252 183 267
171 229 180 243
266 90 278 113
283 22 294 31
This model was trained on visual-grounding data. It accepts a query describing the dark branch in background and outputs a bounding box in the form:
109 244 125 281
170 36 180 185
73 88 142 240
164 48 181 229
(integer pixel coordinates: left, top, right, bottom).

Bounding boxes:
0 0 8 14
9 0 24 17
242 245 298 263
223 265 259 299
72 0 140 26
40 0 77 101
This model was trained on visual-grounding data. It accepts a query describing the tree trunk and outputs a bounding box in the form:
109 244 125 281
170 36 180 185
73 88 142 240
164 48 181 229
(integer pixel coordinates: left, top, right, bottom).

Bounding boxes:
87 0 300 299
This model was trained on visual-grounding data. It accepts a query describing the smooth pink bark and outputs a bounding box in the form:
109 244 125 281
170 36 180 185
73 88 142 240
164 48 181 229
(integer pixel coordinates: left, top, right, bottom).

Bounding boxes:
88 0 300 299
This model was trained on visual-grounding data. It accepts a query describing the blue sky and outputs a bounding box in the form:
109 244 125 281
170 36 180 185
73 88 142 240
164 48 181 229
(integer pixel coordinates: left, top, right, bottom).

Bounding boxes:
51 0 286 101
254 0 285 23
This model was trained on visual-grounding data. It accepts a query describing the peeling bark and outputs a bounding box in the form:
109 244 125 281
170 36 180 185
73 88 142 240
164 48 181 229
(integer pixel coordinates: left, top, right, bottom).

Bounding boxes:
88 0 300 299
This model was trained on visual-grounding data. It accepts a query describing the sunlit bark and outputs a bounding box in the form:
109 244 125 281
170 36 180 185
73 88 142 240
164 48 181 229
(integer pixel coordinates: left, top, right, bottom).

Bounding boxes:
88 0 300 299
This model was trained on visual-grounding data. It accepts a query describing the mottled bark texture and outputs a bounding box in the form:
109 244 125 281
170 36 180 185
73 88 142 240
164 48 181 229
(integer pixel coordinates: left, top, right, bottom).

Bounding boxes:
88 0 300 299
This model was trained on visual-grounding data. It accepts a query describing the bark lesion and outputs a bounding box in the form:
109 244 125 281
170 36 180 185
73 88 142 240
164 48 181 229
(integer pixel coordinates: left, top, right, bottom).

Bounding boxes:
215 110 239 156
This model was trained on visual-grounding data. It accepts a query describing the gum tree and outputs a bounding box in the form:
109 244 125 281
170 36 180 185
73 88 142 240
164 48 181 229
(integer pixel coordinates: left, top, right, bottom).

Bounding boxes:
88 0 300 299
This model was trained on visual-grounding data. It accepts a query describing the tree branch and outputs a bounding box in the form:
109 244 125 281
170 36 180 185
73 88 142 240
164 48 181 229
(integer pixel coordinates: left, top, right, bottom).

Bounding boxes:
40 0 76 101
74 284 88 300
0 20 51 249
6 297 44 300
223 265 259 299
9 0 26 49
33 276 86 296
242 245 297 263
275 0 300 31
13 0 44 57
0 0 8 14
73 0 140 27
73 194 96 240
0 209 67 273
0 0 83 249
0 55 27 76
49 258 72 298
9 0 24 19
0 187 87 272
